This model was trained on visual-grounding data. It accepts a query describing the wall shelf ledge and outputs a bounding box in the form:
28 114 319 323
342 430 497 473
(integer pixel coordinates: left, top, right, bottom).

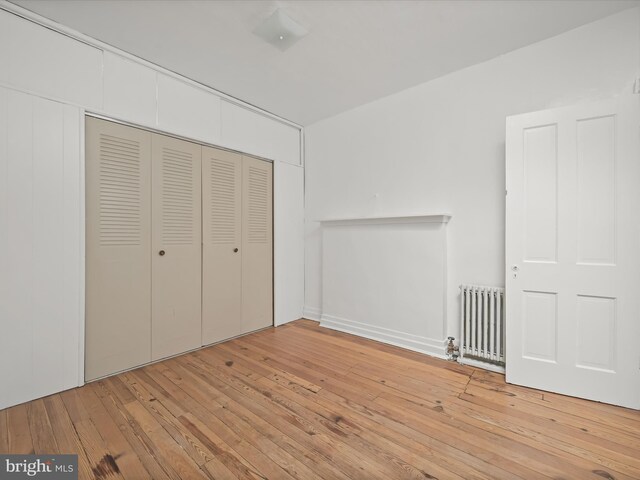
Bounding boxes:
318 214 451 226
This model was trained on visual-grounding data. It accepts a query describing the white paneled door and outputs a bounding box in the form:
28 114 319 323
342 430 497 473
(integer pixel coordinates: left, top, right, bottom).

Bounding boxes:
506 96 640 409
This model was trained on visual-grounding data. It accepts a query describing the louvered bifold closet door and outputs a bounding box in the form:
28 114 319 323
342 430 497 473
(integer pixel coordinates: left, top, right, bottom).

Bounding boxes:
241 156 273 334
201 147 243 345
151 134 202 360
85 117 152 381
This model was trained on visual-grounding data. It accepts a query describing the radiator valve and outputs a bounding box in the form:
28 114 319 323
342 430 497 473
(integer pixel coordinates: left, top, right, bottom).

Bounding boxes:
446 337 459 361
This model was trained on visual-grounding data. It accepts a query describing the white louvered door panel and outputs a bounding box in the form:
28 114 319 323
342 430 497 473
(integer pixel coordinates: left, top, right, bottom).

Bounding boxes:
241 155 273 334
85 117 152 381
151 134 202 360
202 147 242 345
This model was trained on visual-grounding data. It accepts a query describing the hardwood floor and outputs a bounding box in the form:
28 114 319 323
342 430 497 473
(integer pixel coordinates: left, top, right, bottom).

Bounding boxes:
1 320 639 480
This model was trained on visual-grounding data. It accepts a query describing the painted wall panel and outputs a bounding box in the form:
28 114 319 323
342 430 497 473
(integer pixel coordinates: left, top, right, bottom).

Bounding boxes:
63 104 83 385
0 10 9 83
321 219 448 357
0 90 7 387
103 51 157 127
32 98 66 400
157 74 221 145
273 162 305 326
5 11 103 109
0 87 81 410
1 89 33 410
221 100 301 165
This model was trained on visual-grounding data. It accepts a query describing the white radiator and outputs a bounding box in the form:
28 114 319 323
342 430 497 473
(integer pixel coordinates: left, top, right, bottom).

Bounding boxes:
459 284 505 372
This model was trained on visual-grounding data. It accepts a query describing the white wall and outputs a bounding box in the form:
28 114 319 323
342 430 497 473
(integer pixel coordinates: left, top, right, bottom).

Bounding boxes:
0 7 303 164
304 8 640 344
0 4 304 409
320 217 449 357
274 162 305 326
0 88 82 410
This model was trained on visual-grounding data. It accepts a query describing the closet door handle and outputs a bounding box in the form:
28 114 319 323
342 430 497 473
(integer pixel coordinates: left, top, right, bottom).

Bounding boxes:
159 250 166 256
234 248 239 253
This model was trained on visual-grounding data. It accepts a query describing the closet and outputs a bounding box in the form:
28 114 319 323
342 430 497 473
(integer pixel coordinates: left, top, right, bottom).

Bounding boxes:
85 117 272 381
201 147 273 345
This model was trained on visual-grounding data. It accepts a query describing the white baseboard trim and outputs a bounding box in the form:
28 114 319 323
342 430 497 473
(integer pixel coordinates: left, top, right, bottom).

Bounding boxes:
302 306 322 321
274 317 297 327
459 356 506 374
319 313 447 359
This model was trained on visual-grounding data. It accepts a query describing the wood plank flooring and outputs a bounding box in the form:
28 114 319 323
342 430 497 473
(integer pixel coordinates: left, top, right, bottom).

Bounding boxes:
2 319 639 479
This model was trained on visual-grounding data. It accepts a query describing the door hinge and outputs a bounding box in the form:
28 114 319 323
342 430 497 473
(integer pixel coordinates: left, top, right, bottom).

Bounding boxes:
634 78 640 95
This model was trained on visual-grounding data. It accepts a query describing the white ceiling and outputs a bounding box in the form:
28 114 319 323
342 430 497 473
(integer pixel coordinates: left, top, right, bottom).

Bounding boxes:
9 0 640 125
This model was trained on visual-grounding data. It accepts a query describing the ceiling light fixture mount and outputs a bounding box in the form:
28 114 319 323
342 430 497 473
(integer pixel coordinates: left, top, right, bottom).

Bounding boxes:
253 8 308 52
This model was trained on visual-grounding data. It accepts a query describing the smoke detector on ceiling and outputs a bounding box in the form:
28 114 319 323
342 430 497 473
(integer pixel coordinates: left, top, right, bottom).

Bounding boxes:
253 8 308 52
